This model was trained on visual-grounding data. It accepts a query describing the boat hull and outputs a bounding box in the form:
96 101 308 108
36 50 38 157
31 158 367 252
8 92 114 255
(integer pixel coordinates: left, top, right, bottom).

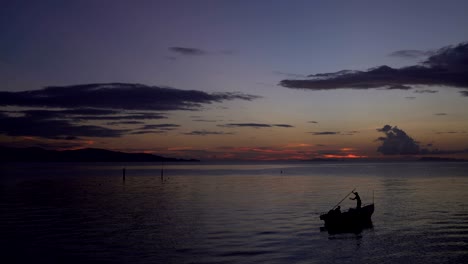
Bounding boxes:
320 204 374 233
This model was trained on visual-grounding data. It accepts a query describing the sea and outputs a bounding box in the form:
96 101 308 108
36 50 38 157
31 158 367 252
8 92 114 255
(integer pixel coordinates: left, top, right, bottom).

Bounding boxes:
1 161 468 264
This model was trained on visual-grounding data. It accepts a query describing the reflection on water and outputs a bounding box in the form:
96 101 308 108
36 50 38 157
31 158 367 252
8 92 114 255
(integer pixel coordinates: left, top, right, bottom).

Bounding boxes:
1 162 468 263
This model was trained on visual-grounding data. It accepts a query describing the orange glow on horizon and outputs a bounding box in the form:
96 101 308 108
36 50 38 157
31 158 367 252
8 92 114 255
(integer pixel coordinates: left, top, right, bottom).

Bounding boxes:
323 154 367 159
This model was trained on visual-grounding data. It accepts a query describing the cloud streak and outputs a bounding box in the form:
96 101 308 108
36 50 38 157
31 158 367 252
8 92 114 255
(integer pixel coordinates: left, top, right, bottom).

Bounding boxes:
220 123 294 128
0 83 260 111
309 131 358 136
280 42 468 95
0 83 260 139
183 130 234 136
309 131 339 135
0 112 127 138
169 47 207 56
140 124 180 130
389 49 434 59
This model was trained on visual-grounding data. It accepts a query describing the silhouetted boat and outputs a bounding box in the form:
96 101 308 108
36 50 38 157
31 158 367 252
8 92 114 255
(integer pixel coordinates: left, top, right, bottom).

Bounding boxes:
320 204 374 233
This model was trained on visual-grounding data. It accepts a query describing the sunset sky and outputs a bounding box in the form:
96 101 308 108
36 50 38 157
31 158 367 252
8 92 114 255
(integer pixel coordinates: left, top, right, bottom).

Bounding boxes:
1 0 468 160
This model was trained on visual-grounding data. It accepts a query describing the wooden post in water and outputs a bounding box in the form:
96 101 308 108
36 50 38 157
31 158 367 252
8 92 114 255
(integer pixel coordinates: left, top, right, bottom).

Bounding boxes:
123 167 126 182
160 161 164 181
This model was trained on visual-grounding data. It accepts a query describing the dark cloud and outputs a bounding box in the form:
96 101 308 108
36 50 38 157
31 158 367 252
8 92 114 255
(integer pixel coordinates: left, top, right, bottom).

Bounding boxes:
461 91 468 96
308 121 319 124
434 113 447 116
435 131 467 134
183 130 234 136
376 125 420 155
343 131 359 136
192 119 220 122
220 123 272 128
309 131 357 136
385 84 412 90
79 113 167 120
169 47 206 56
405 96 416 100
106 121 145 125
414 89 438 94
220 123 293 128
0 83 260 140
140 124 180 130
211 92 260 102
0 138 90 150
0 83 260 111
389 49 434 59
422 149 468 155
13 109 168 121
0 112 126 138
273 71 307 78
130 130 166 135
309 131 340 135
280 42 468 95
273 124 294 128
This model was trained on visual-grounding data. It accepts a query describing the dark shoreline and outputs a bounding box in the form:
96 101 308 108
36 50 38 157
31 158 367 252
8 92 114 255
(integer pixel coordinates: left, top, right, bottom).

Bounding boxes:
0 146 199 162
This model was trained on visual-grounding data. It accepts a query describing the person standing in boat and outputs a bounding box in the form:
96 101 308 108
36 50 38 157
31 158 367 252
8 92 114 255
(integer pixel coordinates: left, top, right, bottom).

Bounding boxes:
349 191 361 209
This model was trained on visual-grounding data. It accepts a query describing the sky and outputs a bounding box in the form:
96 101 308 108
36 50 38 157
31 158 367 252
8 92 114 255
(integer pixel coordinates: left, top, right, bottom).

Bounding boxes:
1 0 468 160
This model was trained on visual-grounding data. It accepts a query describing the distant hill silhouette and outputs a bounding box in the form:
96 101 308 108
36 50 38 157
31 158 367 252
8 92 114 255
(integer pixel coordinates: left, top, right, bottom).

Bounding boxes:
418 157 468 162
0 146 199 162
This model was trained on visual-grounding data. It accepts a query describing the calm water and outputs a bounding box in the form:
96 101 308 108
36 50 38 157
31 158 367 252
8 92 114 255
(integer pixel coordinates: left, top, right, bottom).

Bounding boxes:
1 162 468 263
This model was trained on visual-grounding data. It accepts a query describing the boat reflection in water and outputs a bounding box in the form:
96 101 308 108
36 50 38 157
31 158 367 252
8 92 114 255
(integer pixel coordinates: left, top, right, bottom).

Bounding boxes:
320 204 374 234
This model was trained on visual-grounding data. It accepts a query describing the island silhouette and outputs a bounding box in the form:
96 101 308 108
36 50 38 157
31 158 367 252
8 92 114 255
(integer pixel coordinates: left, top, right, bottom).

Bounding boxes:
0 146 199 162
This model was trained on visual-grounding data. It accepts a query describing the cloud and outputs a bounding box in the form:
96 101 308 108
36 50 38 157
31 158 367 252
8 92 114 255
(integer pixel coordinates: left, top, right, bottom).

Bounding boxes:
128 124 180 135
0 83 260 111
389 49 434 59
309 131 339 135
280 42 468 94
273 71 307 78
220 123 294 128
385 84 412 90
130 130 166 135
140 124 180 129
414 89 438 94
376 125 421 155
309 131 357 136
405 96 416 100
435 131 467 134
106 121 145 125
192 119 220 122
140 124 180 130
308 121 319 124
220 123 271 128
461 91 468 96
0 83 260 140
10 109 168 121
169 47 206 56
183 130 234 136
434 113 447 116
273 124 294 128
0 112 127 138
0 136 94 150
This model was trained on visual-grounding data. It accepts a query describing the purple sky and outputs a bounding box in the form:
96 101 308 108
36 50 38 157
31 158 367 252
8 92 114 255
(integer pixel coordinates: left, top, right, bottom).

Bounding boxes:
1 0 468 160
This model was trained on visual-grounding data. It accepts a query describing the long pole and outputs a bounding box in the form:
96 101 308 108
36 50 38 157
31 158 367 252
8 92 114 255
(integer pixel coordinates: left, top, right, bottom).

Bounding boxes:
331 188 356 210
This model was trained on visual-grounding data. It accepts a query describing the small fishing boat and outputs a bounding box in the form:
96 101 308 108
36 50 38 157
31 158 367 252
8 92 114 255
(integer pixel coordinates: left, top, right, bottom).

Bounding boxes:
320 189 374 233
320 204 374 231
